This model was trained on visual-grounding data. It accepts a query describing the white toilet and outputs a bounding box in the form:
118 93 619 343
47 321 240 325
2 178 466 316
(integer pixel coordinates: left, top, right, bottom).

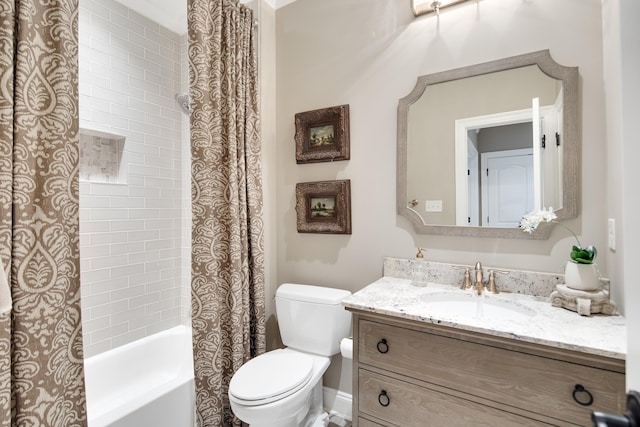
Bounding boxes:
228 283 352 427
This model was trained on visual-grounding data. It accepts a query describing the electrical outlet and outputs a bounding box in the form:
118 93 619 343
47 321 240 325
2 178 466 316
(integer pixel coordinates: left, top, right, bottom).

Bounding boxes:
425 200 443 212
608 218 616 251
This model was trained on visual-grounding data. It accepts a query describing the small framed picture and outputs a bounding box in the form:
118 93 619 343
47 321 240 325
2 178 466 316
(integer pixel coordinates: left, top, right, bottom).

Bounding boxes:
295 180 351 234
295 105 350 164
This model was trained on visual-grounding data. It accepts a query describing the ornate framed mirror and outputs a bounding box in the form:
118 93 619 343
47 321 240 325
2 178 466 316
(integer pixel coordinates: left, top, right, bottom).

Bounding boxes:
397 50 578 239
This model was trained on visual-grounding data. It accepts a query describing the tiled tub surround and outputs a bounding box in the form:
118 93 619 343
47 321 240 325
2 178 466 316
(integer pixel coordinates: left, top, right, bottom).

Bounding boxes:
79 0 191 357
344 257 625 359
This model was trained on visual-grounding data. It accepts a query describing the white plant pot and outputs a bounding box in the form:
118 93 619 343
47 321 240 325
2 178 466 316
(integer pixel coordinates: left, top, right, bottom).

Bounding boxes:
564 262 601 291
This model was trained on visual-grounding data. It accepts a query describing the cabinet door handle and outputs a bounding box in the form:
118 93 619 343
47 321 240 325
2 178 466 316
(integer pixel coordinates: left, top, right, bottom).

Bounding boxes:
378 390 390 407
572 384 594 406
376 338 389 354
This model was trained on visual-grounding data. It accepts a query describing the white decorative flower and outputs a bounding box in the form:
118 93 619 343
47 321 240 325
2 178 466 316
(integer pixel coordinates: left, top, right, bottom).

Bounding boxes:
519 207 557 233
520 207 597 264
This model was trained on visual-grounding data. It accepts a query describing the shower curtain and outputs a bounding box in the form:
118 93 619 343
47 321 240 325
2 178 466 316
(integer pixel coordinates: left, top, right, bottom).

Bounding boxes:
0 0 87 425
188 0 266 426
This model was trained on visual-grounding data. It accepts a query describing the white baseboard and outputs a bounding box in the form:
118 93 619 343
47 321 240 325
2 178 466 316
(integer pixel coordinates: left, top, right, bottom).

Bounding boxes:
323 387 352 421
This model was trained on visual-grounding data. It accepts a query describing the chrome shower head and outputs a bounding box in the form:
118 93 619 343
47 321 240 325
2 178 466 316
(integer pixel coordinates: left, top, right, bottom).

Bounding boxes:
175 93 191 115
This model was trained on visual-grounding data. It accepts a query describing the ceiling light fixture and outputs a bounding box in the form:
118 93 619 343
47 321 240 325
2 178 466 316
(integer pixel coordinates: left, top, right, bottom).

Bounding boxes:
411 0 475 17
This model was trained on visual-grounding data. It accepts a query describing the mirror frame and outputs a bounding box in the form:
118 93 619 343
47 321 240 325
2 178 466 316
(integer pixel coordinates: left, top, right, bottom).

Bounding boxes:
397 50 579 239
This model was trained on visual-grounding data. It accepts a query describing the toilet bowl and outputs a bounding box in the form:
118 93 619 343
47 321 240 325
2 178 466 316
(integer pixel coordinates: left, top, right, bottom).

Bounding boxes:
228 284 352 427
229 349 329 427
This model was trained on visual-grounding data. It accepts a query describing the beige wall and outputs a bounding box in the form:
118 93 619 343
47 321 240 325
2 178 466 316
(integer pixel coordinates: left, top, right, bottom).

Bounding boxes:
602 0 639 391
619 0 640 394
275 0 610 391
251 0 281 351
619 0 640 391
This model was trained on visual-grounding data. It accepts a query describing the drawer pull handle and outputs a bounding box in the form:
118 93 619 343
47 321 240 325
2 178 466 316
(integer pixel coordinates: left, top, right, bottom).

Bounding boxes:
572 384 594 406
376 338 389 354
378 390 390 407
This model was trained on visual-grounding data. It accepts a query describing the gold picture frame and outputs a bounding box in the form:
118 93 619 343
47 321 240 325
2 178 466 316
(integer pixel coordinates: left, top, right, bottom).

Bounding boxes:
295 105 350 164
295 180 351 234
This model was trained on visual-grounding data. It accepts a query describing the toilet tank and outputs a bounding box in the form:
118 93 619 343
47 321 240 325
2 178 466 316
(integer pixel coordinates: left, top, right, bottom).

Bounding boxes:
276 283 352 356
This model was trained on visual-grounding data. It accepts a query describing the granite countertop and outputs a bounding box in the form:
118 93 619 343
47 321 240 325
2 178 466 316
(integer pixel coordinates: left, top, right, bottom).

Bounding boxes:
342 276 626 360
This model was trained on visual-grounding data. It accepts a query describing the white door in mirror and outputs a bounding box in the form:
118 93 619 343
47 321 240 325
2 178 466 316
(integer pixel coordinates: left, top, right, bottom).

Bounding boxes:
481 149 534 227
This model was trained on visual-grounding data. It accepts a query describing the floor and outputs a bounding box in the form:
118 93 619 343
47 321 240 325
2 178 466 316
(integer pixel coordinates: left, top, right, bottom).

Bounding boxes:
328 414 352 427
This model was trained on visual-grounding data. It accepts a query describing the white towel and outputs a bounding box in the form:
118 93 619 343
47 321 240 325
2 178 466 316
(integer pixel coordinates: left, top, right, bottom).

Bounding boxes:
0 261 11 315
576 297 591 316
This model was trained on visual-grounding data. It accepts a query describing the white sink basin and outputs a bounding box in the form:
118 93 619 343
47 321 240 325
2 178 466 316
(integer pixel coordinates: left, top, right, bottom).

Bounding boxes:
419 292 535 321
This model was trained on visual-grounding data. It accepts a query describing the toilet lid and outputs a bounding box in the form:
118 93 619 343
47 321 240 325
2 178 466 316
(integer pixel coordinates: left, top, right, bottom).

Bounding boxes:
229 350 313 405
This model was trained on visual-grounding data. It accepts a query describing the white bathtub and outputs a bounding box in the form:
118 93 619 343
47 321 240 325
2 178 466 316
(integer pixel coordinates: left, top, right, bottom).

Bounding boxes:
84 325 195 427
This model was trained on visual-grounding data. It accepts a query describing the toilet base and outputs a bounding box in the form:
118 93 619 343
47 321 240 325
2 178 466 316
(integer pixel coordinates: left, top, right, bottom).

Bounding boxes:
245 382 329 427
307 411 329 427
300 382 329 427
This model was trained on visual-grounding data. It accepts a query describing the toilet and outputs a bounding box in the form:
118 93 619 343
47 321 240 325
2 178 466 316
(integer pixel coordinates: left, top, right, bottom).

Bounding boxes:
228 283 352 427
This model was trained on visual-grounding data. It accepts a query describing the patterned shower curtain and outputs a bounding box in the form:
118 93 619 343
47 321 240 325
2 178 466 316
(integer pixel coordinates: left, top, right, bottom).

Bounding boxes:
0 0 87 425
188 0 266 426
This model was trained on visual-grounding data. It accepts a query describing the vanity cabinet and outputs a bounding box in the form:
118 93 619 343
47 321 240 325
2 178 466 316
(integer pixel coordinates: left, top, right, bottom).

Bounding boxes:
349 311 626 427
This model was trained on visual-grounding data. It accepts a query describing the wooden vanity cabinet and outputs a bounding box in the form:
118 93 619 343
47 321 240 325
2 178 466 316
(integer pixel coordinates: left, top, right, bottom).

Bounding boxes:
349 311 626 427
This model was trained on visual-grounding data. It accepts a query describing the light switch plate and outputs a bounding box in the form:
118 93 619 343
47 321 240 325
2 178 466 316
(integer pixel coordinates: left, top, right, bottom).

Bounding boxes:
425 200 443 212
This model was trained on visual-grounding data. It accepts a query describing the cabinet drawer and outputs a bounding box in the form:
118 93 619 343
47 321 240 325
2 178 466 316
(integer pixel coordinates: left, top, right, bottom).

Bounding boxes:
359 369 548 427
357 417 386 427
359 319 625 425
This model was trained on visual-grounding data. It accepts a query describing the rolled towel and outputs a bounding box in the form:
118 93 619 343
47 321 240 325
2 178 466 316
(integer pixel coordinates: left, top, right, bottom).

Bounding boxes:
576 297 591 316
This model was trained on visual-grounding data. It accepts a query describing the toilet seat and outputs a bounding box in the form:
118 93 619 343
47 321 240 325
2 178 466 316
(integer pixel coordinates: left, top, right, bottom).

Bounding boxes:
229 349 313 406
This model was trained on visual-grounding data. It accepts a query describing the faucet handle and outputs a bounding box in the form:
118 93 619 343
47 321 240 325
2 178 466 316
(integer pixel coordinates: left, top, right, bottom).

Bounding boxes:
461 267 472 290
452 266 473 290
485 269 509 294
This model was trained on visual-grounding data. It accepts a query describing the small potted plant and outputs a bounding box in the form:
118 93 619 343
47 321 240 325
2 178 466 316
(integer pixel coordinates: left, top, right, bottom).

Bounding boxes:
520 208 600 291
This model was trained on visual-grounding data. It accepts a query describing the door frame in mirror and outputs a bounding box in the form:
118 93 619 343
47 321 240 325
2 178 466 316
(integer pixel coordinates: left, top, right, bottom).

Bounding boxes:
397 50 578 239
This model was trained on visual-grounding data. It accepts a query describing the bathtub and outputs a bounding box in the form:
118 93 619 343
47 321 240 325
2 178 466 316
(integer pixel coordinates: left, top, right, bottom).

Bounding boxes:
84 325 195 427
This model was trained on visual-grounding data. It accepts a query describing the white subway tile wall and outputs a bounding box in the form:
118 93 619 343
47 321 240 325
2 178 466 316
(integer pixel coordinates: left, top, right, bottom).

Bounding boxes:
79 0 191 357
180 35 192 325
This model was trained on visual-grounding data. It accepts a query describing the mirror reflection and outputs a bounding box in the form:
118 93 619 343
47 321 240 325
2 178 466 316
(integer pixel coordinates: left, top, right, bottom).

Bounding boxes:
397 50 578 238
408 65 561 227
